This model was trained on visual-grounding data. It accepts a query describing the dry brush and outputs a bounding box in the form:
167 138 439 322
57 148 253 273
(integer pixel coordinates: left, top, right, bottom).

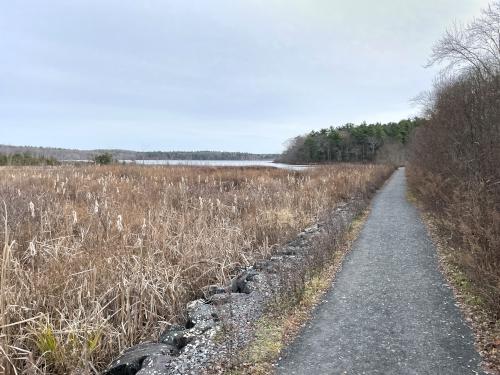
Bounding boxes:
0 164 392 374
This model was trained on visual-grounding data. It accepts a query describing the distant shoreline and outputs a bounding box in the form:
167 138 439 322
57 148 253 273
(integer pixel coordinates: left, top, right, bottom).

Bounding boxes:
0 144 278 162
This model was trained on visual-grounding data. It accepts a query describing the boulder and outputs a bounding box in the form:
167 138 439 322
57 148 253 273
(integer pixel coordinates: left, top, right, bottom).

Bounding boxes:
231 269 259 294
136 354 172 375
159 325 192 350
277 246 298 256
254 259 278 273
104 343 175 375
186 300 218 327
201 284 226 298
208 293 231 306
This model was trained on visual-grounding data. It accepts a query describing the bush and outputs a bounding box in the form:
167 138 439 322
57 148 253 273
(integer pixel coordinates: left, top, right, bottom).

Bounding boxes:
93 152 114 165
0 153 59 166
408 1 500 316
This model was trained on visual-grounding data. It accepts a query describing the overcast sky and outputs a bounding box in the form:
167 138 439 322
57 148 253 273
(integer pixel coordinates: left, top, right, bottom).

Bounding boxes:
0 0 492 153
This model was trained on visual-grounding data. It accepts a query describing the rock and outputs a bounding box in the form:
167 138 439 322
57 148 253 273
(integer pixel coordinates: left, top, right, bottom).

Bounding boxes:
186 299 219 333
288 237 308 248
254 259 280 273
201 284 226 298
187 300 218 324
231 269 259 294
250 274 264 284
210 292 249 308
104 343 176 375
253 260 269 270
304 224 320 233
208 293 231 306
136 354 172 375
159 325 191 350
190 319 216 334
277 246 298 256
156 301 220 357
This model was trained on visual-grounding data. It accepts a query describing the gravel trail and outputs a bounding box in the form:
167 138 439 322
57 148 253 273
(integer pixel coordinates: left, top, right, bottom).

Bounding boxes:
276 168 484 375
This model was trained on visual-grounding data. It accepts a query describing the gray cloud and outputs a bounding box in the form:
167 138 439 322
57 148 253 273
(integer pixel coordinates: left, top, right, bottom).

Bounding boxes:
0 0 491 152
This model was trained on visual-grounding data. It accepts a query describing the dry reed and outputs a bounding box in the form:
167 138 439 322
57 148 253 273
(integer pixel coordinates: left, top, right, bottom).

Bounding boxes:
0 164 392 374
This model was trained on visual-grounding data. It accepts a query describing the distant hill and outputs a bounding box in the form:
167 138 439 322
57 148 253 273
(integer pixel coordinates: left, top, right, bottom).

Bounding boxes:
0 145 278 161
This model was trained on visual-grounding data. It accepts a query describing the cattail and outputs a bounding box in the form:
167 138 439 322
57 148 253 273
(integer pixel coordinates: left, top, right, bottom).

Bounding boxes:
135 237 143 248
116 215 123 232
29 201 35 218
28 241 36 256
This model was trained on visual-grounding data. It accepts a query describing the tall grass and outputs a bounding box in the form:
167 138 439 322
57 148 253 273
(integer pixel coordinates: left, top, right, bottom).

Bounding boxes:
0 164 392 374
407 168 500 313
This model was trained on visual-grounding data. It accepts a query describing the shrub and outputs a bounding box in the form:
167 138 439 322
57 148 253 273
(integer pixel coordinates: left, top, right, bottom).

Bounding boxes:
408 1 500 316
93 152 114 165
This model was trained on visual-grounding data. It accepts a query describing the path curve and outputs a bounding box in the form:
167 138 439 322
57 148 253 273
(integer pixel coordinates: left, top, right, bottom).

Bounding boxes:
277 168 484 375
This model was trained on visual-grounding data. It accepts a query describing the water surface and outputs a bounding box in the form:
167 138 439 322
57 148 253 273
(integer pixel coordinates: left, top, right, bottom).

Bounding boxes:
123 159 310 170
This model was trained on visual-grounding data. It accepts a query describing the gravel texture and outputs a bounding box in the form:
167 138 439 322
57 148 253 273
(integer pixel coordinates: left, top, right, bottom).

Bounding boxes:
276 168 485 375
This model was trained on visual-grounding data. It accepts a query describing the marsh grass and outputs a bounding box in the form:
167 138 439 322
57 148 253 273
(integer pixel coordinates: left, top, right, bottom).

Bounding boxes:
0 164 392 374
230 208 372 375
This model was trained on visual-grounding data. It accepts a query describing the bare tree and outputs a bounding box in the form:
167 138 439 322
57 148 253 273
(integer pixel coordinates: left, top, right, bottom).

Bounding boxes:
409 1 500 316
427 1 500 79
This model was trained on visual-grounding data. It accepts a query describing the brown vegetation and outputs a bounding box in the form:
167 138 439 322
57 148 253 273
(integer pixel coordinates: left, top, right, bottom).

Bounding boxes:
408 1 500 367
0 163 392 374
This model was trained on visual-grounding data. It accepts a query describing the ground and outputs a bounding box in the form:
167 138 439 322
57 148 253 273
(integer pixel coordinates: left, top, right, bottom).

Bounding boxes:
276 168 484 375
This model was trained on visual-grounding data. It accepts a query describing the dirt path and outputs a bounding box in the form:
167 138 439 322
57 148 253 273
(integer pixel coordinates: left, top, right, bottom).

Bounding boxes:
276 168 484 375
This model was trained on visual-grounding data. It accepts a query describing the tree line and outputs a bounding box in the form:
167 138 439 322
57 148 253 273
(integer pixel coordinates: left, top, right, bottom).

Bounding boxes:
0 153 59 166
408 2 500 316
278 118 424 164
0 145 278 161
